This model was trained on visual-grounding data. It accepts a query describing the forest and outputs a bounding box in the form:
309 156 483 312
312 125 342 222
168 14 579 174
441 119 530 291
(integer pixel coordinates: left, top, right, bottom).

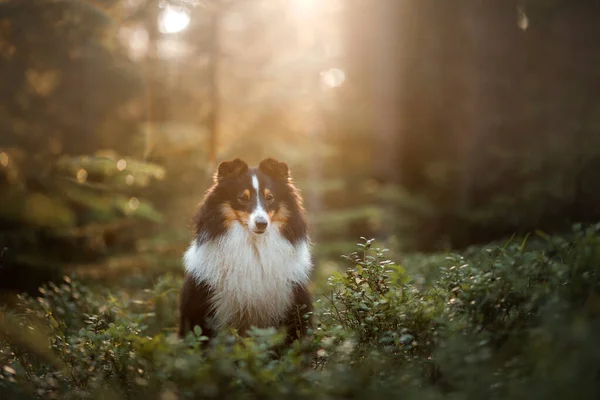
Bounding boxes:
1 0 600 399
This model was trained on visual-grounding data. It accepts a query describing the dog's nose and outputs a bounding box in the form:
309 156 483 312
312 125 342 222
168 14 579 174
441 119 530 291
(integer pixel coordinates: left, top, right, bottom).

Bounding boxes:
255 218 268 231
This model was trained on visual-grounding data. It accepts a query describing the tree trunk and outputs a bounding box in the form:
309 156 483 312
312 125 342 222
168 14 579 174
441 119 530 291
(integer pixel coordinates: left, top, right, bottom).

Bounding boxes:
206 5 222 180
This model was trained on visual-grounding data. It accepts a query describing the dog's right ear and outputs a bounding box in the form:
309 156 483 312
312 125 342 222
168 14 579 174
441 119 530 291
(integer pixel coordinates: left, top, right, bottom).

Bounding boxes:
258 158 290 181
216 158 248 181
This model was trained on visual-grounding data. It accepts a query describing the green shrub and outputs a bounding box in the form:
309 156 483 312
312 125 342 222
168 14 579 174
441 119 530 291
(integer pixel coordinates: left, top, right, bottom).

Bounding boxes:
2 226 600 399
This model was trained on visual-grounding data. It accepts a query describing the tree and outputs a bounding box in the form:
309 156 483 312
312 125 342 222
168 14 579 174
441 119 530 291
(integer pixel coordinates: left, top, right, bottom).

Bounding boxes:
343 0 600 251
0 0 164 292
117 0 345 245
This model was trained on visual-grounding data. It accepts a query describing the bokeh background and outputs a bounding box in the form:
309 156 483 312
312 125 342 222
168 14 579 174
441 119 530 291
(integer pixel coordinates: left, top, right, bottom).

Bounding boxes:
1 0 600 295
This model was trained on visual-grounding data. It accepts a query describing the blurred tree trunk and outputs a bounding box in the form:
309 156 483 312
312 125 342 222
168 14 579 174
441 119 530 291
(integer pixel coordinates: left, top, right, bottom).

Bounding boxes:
369 0 406 238
206 4 222 178
371 0 403 185
143 0 159 160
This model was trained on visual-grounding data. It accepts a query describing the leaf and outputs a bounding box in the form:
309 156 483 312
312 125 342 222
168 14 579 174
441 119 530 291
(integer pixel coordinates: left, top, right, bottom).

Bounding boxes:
520 232 532 252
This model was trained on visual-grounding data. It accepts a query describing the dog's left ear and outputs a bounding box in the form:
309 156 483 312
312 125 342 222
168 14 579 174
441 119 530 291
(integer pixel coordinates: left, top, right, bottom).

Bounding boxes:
259 158 290 181
216 158 248 181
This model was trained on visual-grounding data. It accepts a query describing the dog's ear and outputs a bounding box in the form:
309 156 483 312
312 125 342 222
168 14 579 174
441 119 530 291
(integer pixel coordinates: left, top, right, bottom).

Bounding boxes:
259 158 290 181
216 158 248 181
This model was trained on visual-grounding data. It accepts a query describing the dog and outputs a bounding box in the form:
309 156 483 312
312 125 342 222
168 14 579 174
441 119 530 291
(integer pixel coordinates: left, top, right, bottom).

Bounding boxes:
179 158 313 344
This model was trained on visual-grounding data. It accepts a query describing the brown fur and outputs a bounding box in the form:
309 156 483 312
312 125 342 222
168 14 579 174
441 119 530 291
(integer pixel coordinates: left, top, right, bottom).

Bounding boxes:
181 158 312 345
221 203 250 228
269 203 290 224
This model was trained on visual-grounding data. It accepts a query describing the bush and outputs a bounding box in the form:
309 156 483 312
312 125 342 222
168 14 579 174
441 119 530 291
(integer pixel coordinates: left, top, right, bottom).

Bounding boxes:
1 225 600 399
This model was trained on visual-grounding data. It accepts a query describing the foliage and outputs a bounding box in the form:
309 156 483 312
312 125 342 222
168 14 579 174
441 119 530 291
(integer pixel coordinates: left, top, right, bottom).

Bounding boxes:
0 146 166 293
2 225 600 399
0 0 165 292
0 0 141 153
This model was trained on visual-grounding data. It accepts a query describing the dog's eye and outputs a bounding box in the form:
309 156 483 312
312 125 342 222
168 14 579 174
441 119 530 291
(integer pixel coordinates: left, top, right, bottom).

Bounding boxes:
265 193 274 203
238 193 250 203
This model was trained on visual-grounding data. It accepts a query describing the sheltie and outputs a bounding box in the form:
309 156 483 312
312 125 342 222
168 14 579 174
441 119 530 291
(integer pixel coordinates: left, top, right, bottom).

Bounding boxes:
179 158 313 343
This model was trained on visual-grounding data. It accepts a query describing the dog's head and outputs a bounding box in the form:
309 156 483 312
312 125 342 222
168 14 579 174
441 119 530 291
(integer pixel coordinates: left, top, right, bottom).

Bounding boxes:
208 158 297 235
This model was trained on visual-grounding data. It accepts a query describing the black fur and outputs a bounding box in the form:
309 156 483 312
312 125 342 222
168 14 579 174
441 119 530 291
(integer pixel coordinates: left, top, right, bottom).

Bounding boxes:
180 158 312 344
284 283 314 343
178 275 217 338
192 158 307 245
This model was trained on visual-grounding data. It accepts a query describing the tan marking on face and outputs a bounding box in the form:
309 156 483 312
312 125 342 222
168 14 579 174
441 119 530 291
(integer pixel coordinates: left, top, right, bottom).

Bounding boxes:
221 203 250 227
264 188 272 198
241 189 250 200
270 203 290 223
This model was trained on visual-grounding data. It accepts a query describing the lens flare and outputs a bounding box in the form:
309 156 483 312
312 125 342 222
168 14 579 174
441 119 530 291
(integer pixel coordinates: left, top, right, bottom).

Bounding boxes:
0 152 8 167
128 197 140 211
320 68 345 88
159 6 191 34
117 159 127 171
76 169 88 183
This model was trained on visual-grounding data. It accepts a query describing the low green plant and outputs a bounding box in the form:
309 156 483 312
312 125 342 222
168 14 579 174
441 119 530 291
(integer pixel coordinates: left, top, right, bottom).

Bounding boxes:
1 225 600 399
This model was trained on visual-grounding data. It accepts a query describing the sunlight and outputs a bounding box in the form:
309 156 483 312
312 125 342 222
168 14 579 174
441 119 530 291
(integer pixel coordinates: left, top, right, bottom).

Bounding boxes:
159 5 191 34
117 159 127 171
118 25 149 61
128 197 140 211
76 168 88 183
289 0 320 20
517 5 529 31
320 67 345 88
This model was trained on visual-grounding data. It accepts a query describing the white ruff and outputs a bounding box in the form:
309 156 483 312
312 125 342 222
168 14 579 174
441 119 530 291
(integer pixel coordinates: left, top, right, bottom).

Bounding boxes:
183 223 312 331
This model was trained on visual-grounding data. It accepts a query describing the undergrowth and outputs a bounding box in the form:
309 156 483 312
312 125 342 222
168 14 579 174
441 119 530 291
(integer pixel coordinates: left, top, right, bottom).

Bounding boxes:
1 224 600 399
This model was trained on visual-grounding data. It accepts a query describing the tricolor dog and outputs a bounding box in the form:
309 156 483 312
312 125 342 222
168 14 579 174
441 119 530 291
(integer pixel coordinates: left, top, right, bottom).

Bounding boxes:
179 158 313 343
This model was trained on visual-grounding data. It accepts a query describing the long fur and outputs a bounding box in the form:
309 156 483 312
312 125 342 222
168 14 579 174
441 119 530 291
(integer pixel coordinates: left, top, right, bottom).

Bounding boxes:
179 158 313 341
183 226 311 331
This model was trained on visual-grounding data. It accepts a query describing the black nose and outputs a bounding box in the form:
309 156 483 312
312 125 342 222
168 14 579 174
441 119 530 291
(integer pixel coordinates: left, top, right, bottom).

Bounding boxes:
256 220 268 231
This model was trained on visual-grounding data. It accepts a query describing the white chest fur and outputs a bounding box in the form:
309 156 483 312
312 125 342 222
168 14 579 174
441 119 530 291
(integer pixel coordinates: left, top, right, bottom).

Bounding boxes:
183 223 312 331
